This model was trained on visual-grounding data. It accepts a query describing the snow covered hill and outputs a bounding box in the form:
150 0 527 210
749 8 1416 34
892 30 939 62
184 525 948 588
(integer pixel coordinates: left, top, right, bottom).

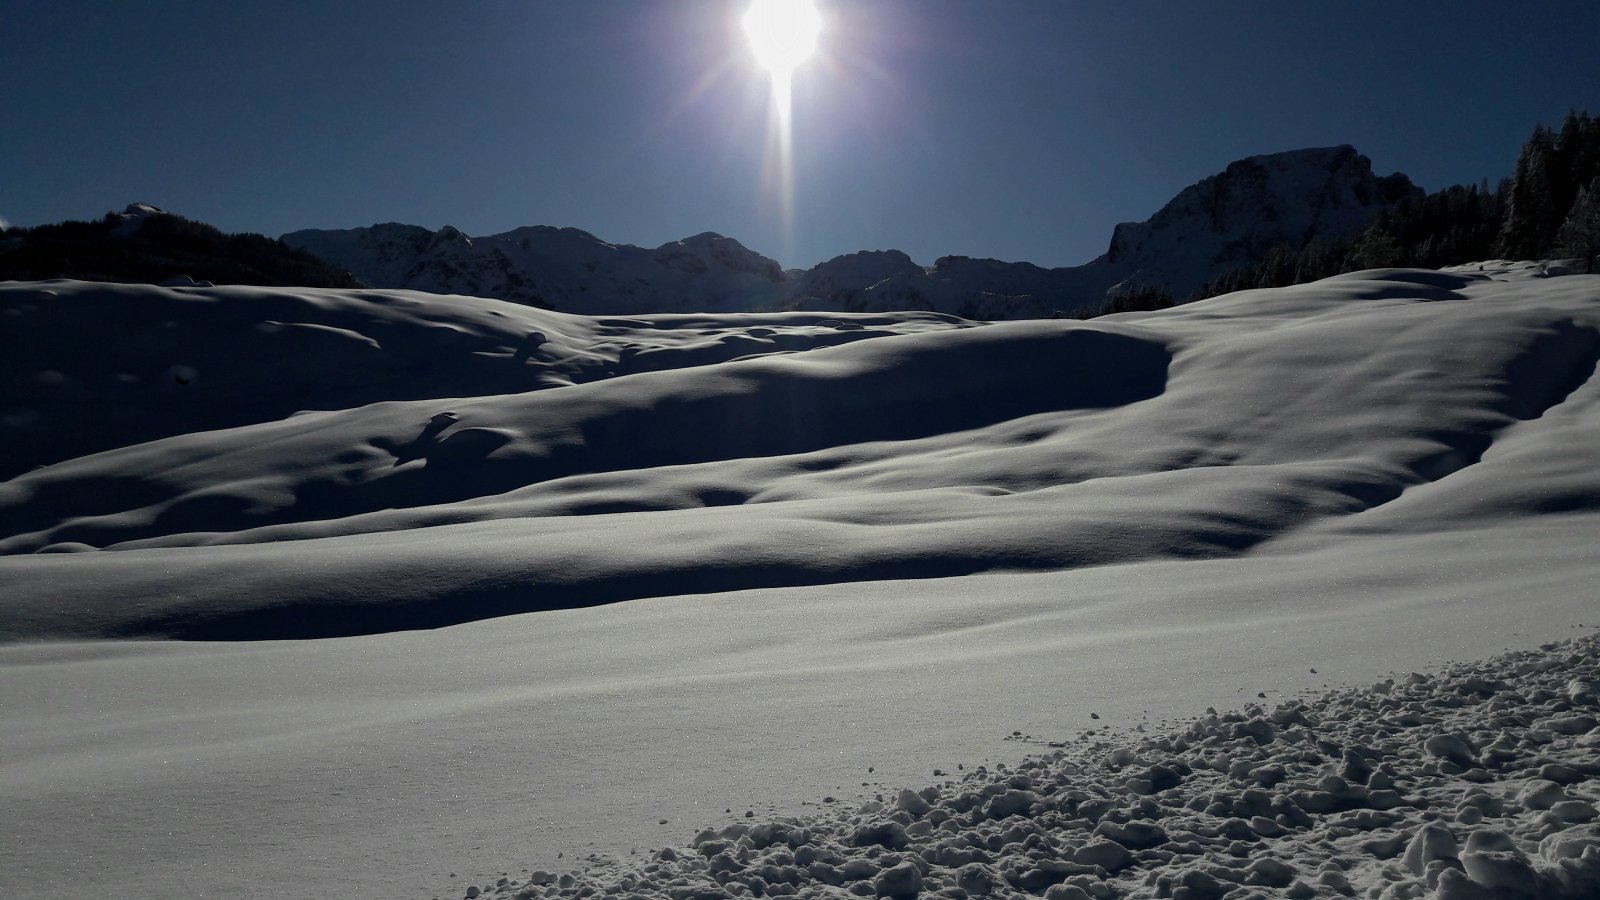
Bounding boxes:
1 263 1597 900
283 146 1414 318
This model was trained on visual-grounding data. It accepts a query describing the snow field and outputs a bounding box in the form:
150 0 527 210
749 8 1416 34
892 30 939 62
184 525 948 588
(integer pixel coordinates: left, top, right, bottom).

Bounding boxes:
1 264 1597 899
3 268 1597 643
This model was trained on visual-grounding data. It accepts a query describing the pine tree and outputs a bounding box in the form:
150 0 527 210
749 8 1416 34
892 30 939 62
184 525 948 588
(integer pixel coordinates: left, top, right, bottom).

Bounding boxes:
1350 222 1403 269
1573 113 1600 211
1557 175 1600 274
1499 125 1558 259
1551 111 1587 217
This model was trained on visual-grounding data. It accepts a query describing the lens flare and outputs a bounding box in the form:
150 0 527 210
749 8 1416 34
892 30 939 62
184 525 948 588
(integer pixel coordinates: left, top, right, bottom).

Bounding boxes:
743 0 821 75
743 0 821 258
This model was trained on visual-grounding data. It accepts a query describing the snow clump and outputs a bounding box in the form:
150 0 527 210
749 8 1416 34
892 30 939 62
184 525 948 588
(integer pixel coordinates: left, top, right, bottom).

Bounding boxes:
459 634 1600 900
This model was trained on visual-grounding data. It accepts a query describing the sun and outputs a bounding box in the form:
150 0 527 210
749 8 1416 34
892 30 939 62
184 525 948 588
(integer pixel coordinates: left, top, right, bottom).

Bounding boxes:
743 0 822 75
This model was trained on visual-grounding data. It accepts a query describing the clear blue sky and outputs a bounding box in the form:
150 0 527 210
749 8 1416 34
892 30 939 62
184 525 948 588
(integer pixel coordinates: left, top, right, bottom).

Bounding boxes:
2 0 1597 269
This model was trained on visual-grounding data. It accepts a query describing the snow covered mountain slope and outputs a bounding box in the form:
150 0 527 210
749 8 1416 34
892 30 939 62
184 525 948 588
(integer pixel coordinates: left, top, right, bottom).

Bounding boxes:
283 223 793 316
1085 144 1418 298
797 146 1416 317
1 265 1596 900
284 146 1414 318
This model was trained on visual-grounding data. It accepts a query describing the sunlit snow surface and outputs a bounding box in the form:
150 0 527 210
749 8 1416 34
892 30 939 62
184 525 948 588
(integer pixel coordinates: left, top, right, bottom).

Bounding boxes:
1 263 1597 898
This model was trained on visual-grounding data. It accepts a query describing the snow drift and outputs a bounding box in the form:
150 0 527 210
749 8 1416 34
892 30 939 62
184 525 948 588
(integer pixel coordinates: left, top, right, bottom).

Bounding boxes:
1 266 1595 642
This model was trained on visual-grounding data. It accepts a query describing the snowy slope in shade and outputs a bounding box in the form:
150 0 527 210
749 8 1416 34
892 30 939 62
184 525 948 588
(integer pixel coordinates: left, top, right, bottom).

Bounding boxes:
1 264 1598 899
0 279 964 481
283 146 1412 318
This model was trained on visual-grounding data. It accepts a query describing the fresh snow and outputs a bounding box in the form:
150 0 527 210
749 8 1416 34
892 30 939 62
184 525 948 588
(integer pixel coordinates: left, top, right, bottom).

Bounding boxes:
0 261 1597 899
471 634 1600 900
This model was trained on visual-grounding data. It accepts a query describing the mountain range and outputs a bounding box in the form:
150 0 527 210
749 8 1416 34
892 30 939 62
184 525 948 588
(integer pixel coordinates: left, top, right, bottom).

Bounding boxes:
282 145 1417 318
0 145 1419 319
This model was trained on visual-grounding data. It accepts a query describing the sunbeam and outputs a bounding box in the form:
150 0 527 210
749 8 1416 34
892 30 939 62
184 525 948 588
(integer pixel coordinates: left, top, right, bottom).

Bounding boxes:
743 0 821 259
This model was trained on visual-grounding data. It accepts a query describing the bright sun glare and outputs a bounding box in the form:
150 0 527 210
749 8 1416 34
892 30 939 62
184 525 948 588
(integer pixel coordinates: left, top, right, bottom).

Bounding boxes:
740 0 822 262
743 0 821 75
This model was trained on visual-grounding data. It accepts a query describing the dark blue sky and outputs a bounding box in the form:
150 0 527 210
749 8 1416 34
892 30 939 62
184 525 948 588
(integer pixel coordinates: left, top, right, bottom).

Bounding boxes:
3 1 1597 268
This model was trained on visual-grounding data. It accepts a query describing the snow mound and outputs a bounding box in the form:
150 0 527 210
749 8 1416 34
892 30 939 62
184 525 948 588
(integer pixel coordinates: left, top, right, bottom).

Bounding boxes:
0 280 958 480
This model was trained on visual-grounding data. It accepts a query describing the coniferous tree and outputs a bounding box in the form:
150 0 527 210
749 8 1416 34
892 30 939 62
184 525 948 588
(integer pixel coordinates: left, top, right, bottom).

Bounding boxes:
1349 222 1403 269
1548 111 1600 217
1071 284 1179 318
1499 125 1558 259
1550 112 1585 217
1495 111 1600 260
1557 175 1600 274
1583 115 1600 186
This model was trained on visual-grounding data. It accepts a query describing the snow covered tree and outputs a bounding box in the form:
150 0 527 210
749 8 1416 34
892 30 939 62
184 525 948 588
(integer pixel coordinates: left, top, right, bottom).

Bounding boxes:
1557 176 1600 274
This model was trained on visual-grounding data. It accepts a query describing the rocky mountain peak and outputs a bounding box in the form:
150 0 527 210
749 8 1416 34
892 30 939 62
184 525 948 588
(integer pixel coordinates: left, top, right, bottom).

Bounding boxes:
1100 146 1419 296
654 232 783 281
